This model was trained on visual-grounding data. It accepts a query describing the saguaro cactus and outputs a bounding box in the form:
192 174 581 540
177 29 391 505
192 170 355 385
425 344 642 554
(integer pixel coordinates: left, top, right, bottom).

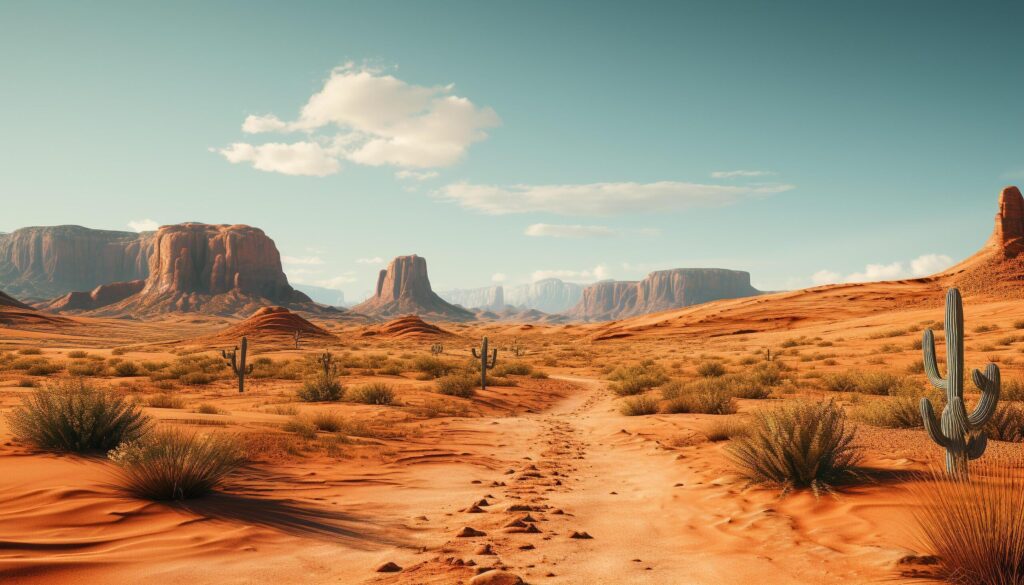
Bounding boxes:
921 288 1001 476
294 329 301 350
472 336 498 390
318 351 335 377
222 336 254 393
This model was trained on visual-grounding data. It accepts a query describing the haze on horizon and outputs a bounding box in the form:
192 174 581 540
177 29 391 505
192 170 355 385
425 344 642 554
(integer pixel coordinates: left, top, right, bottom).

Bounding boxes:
1 1 1022 302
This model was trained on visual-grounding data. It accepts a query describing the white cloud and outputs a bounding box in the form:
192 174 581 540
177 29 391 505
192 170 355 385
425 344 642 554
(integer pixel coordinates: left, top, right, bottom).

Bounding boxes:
910 254 955 277
439 181 793 215
218 63 499 175
395 169 440 182
811 269 841 286
217 142 340 177
282 255 325 266
524 223 618 238
711 169 777 179
532 264 610 283
127 219 160 232
813 253 956 286
290 271 357 289
492 273 507 283
316 274 358 288
356 256 385 265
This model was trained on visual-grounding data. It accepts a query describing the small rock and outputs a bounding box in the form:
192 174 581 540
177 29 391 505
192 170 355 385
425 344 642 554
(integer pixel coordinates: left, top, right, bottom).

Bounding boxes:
375 561 402 573
457 527 487 537
474 543 495 555
570 531 593 539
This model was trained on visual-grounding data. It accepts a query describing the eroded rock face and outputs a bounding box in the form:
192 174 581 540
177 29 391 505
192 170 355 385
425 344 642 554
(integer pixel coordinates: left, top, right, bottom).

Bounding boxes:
43 280 145 312
439 285 504 310
992 186 1024 257
0 226 152 299
566 268 761 321
505 278 584 313
352 255 474 321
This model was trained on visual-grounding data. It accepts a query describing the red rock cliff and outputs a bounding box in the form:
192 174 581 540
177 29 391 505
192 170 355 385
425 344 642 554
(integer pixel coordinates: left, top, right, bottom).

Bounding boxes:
352 255 474 321
566 268 761 321
0 226 152 299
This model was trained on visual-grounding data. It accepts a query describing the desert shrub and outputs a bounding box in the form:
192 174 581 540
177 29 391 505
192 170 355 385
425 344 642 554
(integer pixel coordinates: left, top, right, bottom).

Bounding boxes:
749 362 787 387
822 370 861 392
484 375 516 387
663 385 736 415
17 348 42 355
379 363 404 376
660 379 687 400
67 350 89 359
1015 319 1024 330
7 379 149 452
265 404 299 416
27 361 63 376
108 429 243 500
974 324 998 333
909 461 1024 585
607 362 670 396
495 362 533 376
823 370 917 396
17 378 37 387
114 361 141 377
436 373 476 398
146 393 185 409
416 398 470 418
529 370 549 379
852 396 922 429
728 399 861 494
696 361 727 378
311 411 344 432
346 382 396 405
110 347 128 356
986 403 1024 442
153 380 177 391
296 371 344 402
413 356 455 379
283 416 317 439
905 360 925 374
195 403 224 415
180 372 213 386
1003 378 1024 401
705 417 749 442
620 395 660 416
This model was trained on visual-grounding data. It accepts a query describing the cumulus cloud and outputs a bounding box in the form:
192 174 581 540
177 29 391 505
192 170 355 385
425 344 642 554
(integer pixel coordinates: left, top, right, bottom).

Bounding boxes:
282 255 325 266
439 181 793 215
395 169 440 182
524 223 618 238
356 257 385 265
531 265 610 283
710 169 777 179
491 273 507 283
217 63 499 175
127 219 160 232
812 254 955 285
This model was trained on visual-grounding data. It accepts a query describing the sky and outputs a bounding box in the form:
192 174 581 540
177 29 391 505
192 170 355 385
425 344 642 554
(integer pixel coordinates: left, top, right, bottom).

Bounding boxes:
1 1 1022 302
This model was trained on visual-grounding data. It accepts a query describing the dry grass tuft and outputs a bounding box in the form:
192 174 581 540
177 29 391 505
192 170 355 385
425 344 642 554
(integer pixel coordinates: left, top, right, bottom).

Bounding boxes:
109 428 243 500
620 394 660 416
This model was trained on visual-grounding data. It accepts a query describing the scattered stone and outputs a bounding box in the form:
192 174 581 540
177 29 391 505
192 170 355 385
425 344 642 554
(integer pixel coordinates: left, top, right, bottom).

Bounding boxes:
518 544 535 550
464 505 485 513
508 504 535 512
474 544 495 555
504 519 528 528
376 561 402 573
457 527 487 537
570 531 594 539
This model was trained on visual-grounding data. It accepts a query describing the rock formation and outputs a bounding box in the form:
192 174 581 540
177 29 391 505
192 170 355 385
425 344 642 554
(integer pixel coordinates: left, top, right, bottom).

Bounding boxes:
361 315 452 339
352 255 474 321
439 285 505 310
566 268 762 321
207 306 335 344
505 278 585 313
41 280 145 313
938 185 1024 297
0 226 152 299
0 289 33 310
0 288 72 328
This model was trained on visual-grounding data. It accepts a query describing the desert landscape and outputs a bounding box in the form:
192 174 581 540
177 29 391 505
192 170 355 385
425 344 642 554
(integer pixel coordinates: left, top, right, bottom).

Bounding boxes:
3 3 1023 584
0 186 1022 585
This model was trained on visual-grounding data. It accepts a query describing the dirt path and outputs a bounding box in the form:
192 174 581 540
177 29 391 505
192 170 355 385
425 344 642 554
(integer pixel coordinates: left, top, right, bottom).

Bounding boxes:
386 374 920 584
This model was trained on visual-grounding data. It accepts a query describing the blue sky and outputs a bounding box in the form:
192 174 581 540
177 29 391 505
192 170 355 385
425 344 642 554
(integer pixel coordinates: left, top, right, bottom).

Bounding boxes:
1 1 1022 301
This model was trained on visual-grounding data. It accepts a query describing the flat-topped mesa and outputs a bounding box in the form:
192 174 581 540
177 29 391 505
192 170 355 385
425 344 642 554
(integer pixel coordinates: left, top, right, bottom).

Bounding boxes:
352 255 474 321
0 226 152 299
566 268 762 321
991 186 1024 257
142 223 301 299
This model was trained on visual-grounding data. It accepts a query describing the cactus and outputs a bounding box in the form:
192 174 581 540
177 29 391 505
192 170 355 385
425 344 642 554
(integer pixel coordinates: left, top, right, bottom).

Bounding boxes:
222 336 254 393
921 288 1001 476
294 329 301 350
318 351 336 377
431 343 444 355
471 336 498 390
511 338 526 357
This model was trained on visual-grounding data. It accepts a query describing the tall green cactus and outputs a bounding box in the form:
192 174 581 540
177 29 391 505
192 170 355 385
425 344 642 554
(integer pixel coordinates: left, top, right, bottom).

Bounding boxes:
472 336 498 390
222 336 254 394
920 288 1000 476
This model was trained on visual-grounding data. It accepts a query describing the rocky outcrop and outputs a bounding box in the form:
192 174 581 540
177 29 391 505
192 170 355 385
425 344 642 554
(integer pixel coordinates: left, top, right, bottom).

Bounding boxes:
360 315 452 339
0 226 152 299
42 280 145 312
505 278 584 313
206 306 335 344
938 185 1024 297
352 255 474 321
0 289 32 310
566 268 762 321
439 285 505 310
989 185 1024 258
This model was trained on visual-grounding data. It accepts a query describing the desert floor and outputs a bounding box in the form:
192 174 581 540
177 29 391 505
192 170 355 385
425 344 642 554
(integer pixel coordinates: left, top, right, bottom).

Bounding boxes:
2 297 1022 584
